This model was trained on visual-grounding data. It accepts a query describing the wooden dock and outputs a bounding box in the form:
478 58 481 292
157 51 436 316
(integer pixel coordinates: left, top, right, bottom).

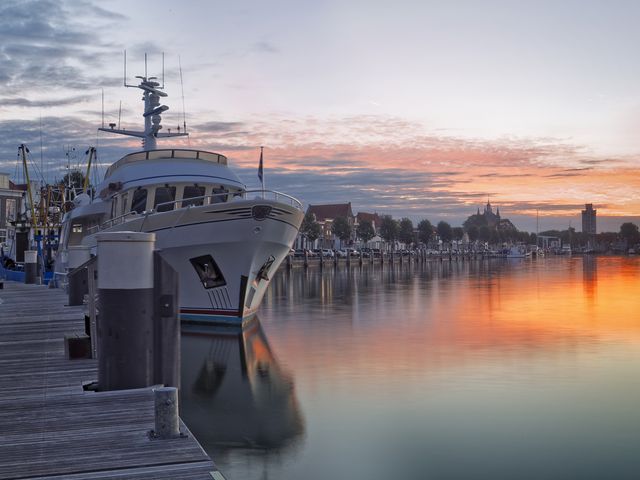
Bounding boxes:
0 281 220 479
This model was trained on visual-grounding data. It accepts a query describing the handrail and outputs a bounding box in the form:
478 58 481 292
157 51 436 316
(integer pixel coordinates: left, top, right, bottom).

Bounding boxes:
87 211 139 235
153 189 303 212
88 189 303 235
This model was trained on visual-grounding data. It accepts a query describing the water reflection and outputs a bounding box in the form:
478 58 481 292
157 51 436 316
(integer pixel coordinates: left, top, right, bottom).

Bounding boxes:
583 255 598 301
180 318 304 453
186 257 640 480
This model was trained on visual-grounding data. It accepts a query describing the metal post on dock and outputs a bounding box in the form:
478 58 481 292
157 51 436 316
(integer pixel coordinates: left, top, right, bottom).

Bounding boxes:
67 245 91 306
304 250 308 269
96 232 156 391
152 386 181 439
24 250 38 284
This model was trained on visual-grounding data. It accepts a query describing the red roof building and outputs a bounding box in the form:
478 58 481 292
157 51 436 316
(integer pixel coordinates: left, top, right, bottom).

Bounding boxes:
305 203 355 248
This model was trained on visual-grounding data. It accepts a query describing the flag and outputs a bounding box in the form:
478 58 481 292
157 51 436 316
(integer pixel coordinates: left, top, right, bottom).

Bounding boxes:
258 146 264 185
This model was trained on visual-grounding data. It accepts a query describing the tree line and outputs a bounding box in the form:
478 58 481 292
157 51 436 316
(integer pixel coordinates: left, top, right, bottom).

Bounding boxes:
300 210 640 250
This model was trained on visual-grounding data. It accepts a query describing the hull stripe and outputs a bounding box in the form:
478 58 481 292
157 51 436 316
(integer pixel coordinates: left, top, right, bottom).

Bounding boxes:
146 215 300 232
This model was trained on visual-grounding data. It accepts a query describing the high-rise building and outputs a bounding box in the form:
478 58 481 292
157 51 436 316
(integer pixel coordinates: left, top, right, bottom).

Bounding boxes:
581 203 597 234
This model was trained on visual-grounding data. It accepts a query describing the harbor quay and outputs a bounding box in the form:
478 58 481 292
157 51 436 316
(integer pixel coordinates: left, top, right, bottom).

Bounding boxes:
0 233 226 480
281 248 546 270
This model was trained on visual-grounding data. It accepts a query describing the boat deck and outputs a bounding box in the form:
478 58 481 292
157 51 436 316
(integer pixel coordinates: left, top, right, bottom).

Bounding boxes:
0 281 219 479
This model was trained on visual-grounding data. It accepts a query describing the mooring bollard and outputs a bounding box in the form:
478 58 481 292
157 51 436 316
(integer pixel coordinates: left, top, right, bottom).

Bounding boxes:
67 245 91 306
24 250 38 284
152 386 181 439
97 232 156 391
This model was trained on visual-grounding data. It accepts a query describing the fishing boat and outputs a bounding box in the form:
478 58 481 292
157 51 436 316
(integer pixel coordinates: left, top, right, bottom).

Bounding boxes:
56 72 304 324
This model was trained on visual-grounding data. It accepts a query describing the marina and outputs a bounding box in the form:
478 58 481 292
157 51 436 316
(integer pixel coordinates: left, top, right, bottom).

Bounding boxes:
1 3 640 479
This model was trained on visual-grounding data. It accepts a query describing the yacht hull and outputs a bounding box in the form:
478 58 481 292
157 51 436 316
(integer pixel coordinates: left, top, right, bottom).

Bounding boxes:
82 199 302 325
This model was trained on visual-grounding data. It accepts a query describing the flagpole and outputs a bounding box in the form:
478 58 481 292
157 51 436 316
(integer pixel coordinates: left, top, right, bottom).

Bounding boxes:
258 146 265 199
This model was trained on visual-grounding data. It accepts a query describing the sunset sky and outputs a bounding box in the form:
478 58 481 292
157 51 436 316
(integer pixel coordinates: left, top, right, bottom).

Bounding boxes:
1 0 640 231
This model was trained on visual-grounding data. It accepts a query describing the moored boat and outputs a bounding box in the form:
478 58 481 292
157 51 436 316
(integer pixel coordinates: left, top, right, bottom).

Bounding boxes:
57 72 303 324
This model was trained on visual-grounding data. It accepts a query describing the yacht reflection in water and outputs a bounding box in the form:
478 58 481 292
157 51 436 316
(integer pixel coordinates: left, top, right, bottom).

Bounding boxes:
180 318 304 452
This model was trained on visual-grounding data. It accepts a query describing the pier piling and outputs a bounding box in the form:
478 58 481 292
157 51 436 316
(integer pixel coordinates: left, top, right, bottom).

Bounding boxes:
24 250 37 284
97 231 156 391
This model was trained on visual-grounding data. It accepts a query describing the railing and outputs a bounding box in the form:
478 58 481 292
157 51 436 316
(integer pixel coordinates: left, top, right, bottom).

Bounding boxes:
88 189 303 235
88 211 139 235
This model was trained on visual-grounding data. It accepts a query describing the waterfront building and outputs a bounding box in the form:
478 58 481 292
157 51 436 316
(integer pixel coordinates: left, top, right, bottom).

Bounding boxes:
305 202 355 249
355 212 381 235
354 212 383 248
0 173 26 246
581 203 597 234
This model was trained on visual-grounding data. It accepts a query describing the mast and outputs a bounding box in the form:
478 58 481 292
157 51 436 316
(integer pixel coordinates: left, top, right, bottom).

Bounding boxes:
98 54 188 150
19 144 38 229
83 147 95 193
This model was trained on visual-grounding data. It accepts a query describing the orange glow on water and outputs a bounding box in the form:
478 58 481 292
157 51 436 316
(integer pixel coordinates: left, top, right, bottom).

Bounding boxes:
264 257 640 385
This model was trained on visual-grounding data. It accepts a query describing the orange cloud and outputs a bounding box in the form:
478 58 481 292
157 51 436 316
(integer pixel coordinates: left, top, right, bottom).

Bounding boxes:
187 114 640 220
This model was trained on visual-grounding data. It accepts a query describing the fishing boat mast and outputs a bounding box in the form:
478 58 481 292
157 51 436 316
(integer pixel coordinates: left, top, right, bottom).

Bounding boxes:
18 144 38 228
83 147 95 193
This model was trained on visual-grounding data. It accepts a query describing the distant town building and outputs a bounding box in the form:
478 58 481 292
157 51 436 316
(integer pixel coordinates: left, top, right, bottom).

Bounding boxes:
470 199 517 235
479 199 501 228
355 212 381 234
306 202 355 248
581 203 597 234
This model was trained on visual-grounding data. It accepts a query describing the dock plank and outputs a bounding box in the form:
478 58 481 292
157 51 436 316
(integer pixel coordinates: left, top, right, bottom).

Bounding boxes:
0 281 219 480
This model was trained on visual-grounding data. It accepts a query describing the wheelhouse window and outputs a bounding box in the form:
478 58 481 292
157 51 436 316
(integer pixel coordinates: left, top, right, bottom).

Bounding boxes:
211 186 229 204
154 186 176 212
182 185 205 207
120 192 129 216
131 188 147 214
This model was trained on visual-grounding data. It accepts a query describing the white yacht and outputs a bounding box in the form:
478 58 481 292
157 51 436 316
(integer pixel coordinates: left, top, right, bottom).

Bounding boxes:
57 75 304 324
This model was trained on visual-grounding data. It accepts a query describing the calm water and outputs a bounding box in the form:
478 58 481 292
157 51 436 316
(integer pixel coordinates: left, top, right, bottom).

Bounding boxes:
181 256 640 480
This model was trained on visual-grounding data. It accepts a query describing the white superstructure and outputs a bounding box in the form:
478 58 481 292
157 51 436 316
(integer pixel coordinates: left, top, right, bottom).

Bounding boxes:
57 73 303 324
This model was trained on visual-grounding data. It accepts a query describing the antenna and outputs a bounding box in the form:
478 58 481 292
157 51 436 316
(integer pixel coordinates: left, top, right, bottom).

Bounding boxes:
39 115 43 181
101 88 105 128
179 55 187 134
100 52 188 150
